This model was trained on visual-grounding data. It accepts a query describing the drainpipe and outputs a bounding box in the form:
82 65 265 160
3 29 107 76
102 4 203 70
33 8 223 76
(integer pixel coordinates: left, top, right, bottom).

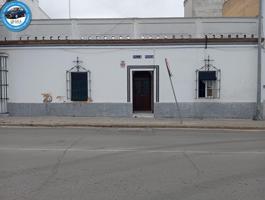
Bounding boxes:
255 0 263 120
69 0 71 19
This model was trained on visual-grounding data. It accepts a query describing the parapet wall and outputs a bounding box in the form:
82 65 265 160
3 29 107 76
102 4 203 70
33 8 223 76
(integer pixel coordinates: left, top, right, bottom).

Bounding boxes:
0 17 258 41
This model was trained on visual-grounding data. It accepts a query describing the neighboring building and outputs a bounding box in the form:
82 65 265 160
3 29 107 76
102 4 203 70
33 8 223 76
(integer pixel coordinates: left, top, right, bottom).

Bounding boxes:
184 0 225 17
223 0 259 17
0 17 264 119
0 0 49 19
184 0 260 17
0 0 5 8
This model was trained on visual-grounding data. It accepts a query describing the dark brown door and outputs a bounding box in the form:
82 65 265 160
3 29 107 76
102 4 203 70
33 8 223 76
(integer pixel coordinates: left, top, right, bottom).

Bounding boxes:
133 71 153 112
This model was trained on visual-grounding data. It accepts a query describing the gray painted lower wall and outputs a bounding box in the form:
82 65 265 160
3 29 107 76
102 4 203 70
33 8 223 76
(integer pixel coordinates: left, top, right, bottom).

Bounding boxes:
7 102 260 119
7 103 133 117
154 102 257 119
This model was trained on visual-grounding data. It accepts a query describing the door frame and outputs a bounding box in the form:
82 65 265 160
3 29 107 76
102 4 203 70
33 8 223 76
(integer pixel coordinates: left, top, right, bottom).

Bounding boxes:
127 65 159 113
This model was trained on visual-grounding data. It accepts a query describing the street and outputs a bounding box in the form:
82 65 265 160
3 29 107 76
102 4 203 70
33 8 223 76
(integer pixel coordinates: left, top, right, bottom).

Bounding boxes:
0 127 265 200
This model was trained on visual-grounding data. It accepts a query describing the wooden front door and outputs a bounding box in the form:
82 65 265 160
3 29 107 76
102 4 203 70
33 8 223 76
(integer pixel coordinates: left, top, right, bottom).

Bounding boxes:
133 71 153 112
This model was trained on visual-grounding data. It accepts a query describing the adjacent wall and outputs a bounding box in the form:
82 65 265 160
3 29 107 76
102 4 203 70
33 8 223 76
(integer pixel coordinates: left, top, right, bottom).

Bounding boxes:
18 0 50 19
184 0 225 17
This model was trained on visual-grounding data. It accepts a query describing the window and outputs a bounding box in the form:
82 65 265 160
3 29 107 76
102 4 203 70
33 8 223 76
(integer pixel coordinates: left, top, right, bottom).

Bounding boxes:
198 71 217 98
66 57 92 102
198 80 218 98
196 57 220 99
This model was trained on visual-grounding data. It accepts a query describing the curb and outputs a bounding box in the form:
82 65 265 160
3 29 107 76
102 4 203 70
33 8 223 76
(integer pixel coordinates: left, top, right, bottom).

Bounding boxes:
1 123 265 130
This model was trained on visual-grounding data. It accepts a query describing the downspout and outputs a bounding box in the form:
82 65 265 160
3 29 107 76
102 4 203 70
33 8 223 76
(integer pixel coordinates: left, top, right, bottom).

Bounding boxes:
254 0 263 120
69 0 71 19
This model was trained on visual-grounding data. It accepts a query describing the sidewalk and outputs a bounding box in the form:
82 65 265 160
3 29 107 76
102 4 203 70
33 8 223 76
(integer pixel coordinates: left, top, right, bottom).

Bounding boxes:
0 116 264 130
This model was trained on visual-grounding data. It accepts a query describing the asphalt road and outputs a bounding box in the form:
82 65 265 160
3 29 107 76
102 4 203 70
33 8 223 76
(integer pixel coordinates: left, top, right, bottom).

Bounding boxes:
0 127 265 200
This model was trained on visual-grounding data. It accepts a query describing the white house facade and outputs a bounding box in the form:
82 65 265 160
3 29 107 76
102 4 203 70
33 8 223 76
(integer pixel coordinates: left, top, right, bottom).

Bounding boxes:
0 17 264 118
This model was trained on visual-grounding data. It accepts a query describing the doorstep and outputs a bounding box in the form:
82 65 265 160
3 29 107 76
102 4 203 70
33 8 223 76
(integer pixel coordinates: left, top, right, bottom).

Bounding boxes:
133 112 154 118
0 113 9 117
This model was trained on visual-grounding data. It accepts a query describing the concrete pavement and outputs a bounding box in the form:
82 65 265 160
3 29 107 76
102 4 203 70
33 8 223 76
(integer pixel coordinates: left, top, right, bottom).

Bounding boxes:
0 116 265 129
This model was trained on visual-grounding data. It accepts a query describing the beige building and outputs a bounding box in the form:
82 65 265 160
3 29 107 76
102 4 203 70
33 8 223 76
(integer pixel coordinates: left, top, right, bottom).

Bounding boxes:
223 0 259 17
184 0 260 17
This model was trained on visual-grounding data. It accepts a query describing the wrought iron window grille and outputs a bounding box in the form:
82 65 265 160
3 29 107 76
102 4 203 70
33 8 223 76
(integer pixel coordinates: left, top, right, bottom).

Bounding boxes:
195 56 221 99
66 57 92 101
0 55 8 114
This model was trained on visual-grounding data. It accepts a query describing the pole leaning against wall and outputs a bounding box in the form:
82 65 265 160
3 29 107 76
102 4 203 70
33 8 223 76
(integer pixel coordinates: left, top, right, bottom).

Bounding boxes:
255 0 263 120
165 58 183 124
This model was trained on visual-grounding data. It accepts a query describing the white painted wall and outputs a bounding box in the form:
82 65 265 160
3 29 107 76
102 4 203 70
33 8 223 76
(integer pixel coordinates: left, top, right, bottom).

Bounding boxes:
157 46 257 103
3 45 257 103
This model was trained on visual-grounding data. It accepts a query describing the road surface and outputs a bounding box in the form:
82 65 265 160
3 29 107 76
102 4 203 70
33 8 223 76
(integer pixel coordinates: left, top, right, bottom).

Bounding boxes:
0 127 264 200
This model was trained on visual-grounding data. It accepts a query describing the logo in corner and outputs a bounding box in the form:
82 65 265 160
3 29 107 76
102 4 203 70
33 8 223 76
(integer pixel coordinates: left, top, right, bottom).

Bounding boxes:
0 1 31 32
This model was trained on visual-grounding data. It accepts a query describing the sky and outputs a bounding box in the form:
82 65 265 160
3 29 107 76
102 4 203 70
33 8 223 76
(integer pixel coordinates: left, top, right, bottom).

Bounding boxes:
39 0 184 19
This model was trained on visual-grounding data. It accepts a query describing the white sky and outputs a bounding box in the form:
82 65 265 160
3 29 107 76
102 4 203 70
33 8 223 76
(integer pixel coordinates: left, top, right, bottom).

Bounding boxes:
39 0 184 18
